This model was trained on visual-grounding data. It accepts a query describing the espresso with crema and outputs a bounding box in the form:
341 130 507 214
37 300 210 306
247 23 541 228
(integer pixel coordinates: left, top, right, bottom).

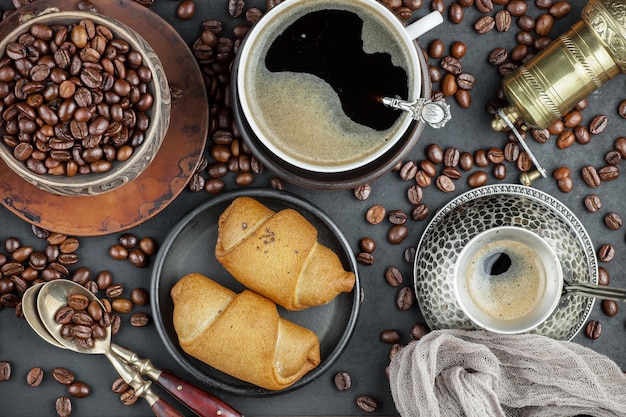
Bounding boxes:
242 1 414 168
465 239 547 321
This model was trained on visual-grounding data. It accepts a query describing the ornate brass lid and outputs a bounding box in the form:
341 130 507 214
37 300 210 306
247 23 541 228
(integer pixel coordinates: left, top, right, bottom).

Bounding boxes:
583 0 626 73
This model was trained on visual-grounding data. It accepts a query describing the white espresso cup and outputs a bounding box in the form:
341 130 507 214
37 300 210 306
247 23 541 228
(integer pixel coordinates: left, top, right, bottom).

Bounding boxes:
454 226 564 334
235 0 443 173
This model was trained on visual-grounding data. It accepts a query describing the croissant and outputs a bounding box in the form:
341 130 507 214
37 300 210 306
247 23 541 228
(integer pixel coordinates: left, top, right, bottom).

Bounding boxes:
214 196 356 311
171 273 321 391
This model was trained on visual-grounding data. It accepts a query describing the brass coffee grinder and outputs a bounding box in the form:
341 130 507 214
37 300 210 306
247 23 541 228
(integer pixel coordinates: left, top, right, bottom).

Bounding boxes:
491 0 626 183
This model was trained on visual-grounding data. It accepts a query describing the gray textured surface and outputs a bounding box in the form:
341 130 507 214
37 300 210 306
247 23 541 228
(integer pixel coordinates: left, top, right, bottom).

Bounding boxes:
1 1 625 416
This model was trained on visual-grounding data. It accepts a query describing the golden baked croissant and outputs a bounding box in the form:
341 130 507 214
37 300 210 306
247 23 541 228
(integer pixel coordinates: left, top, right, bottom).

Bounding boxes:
171 273 321 391
214 196 356 310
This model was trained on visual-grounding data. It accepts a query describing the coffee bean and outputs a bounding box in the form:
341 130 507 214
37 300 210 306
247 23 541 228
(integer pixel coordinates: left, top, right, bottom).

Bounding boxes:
0 361 11 381
415 170 431 187
448 3 464 24
177 0 196 20
467 171 488 188
441 73 458 96
410 323 430 340
56 396 72 417
333 371 352 391
493 163 507 180
411 203 430 221
426 144 444 164
139 237 157 255
488 47 508 66
601 300 618 317
387 225 408 244
598 165 619 182
455 73 475 90
67 294 89 311
556 130 575 149
495 9 512 32
228 0 244 18
130 312 149 327
385 266 403 287
584 194 602 212
354 183 371 200
441 56 463 75
598 244 615 262
474 150 489 167
400 160 418 180
365 205 386 225
605 150 622 166
474 15 495 34
357 252 375 266
581 165 601 188
112 298 133 314
67 381 91 398
557 177 573 193
605 212 622 230
428 39 445 59
52 367 75 385
396 287 415 311
380 329 401 344
516 30 534 46
450 42 467 59
359 238 376 254
475 0 494 14
356 395 378 413
109 245 128 260
553 166 571 180
442 166 462 180
120 388 138 406
535 13 554 36
589 115 608 134
455 89 472 108
585 320 601 339
404 246 416 264
112 377 129 394
436 175 455 192
459 152 474 171
443 147 460 167
598 267 610 286
407 185 423 205
388 210 408 225
486 148 505 164
126 248 147 268
574 125 591 144
26 367 44 387
531 128 550 143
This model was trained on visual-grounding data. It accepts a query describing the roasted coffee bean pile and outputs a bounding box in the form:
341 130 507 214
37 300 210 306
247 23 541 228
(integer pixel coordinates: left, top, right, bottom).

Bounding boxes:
0 17 155 177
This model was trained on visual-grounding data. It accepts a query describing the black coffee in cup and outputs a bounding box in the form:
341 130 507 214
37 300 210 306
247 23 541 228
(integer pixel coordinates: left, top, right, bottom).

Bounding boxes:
240 0 416 170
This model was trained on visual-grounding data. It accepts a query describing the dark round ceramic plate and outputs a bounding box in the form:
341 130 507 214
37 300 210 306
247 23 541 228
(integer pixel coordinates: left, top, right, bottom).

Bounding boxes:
151 189 360 396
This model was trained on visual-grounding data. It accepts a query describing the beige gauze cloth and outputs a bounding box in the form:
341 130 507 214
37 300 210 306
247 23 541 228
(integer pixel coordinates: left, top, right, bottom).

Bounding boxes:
389 329 626 417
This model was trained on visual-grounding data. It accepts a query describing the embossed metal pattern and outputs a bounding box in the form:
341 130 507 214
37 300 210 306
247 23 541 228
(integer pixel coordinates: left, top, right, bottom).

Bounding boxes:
583 0 626 72
414 184 597 341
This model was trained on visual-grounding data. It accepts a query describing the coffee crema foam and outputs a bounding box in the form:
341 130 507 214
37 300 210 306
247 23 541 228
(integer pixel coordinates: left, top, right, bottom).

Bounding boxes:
244 1 414 168
466 240 547 321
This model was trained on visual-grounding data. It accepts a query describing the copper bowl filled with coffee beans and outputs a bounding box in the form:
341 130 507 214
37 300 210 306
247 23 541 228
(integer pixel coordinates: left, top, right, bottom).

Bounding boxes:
0 9 171 196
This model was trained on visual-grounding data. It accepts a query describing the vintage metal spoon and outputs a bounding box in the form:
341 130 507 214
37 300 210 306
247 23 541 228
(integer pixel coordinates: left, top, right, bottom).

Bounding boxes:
24 282 183 417
563 281 626 301
26 280 242 417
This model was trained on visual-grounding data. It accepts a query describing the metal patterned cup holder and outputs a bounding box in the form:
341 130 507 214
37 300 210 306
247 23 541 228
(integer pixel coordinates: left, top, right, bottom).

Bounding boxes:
414 184 597 341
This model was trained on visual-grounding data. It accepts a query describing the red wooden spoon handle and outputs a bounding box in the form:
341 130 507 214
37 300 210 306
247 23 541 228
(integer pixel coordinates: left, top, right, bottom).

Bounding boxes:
151 398 186 417
157 370 243 417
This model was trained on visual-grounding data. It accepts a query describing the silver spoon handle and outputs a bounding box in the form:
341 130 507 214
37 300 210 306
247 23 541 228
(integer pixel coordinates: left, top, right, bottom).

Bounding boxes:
564 283 626 301
103 351 185 417
111 343 243 417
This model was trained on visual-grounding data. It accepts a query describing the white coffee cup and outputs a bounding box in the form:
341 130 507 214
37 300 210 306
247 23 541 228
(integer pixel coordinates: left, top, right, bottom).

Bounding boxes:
235 0 443 173
454 226 564 334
